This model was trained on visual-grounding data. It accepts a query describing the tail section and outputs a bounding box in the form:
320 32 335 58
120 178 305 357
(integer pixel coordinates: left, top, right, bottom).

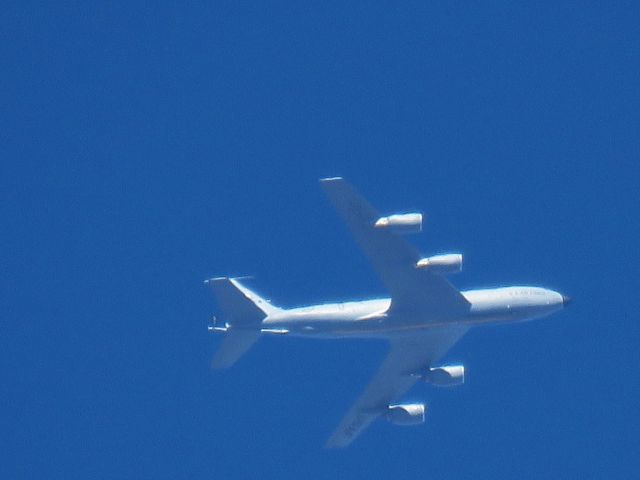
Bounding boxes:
206 277 281 324
210 330 261 369
205 277 281 368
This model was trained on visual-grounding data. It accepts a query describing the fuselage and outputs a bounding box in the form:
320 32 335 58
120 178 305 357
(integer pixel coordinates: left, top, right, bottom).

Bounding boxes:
262 286 567 338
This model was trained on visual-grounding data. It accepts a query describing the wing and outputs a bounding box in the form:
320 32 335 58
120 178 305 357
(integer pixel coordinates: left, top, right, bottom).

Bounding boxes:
320 178 469 319
325 326 468 448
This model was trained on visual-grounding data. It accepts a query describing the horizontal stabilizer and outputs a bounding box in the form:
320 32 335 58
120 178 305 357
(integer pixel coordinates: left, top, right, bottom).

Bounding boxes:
211 331 261 369
206 277 280 326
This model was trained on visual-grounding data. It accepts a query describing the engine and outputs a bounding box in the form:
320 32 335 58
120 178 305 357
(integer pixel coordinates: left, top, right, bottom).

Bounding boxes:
374 213 422 234
386 403 426 426
423 365 465 387
416 253 463 274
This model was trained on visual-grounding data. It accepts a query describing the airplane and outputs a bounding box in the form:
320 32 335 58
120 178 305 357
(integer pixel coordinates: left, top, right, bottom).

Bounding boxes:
206 177 570 448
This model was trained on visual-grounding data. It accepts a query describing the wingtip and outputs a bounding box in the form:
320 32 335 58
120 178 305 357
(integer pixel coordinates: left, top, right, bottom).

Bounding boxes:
324 437 348 449
230 275 255 281
205 275 254 286
323 438 338 449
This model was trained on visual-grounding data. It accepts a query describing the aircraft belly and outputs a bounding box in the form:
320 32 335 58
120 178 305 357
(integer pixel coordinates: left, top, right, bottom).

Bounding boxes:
280 316 468 339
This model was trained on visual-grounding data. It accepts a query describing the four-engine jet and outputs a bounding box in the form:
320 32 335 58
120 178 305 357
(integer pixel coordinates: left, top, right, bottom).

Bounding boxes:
206 177 570 447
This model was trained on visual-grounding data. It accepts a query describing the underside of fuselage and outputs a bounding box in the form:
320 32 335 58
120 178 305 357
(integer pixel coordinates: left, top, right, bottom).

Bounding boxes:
261 286 566 339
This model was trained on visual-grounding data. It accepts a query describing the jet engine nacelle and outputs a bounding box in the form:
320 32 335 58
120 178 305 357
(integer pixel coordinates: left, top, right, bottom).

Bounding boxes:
416 253 463 274
386 403 426 426
423 365 465 387
374 213 422 234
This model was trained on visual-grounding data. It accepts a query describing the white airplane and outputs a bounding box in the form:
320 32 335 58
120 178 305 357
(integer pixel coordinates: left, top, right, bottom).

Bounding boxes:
206 177 570 447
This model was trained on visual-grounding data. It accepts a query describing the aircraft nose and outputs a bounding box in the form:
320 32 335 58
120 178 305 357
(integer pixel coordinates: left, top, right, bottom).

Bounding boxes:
562 295 572 307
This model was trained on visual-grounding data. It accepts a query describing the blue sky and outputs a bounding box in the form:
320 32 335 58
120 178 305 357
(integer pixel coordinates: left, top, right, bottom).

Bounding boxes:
2 2 639 478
